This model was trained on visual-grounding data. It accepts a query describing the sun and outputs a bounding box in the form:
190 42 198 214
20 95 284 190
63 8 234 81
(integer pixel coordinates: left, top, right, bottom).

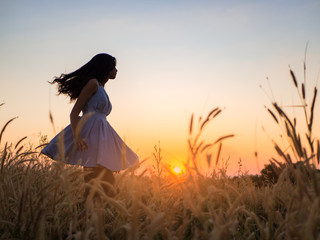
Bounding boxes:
173 166 182 175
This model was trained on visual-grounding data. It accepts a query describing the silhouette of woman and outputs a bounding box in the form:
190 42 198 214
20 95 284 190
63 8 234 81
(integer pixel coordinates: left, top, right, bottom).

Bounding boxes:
42 53 139 198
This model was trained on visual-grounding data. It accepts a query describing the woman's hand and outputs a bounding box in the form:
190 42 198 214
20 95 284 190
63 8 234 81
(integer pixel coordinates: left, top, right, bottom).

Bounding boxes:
75 137 88 152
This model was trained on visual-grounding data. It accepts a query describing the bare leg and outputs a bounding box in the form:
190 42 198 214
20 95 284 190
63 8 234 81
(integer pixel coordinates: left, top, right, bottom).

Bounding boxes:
83 166 115 200
78 167 115 234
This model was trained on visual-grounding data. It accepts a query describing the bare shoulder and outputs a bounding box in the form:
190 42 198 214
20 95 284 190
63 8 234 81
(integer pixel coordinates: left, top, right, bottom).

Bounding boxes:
83 79 99 94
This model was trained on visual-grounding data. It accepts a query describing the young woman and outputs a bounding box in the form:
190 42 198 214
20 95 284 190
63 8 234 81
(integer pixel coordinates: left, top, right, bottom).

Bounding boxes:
42 53 139 197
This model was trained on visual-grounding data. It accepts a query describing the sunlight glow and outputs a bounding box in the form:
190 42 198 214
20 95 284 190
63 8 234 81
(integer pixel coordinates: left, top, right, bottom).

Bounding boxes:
173 166 182 175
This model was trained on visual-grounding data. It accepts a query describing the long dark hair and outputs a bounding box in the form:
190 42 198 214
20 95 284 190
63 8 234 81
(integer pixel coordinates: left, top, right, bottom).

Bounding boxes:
52 53 116 100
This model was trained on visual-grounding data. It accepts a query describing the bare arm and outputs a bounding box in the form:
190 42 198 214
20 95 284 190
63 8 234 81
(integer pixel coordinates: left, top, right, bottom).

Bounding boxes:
70 79 98 151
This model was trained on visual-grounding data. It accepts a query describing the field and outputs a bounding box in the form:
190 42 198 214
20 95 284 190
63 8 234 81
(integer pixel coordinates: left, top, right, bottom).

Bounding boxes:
1 67 320 239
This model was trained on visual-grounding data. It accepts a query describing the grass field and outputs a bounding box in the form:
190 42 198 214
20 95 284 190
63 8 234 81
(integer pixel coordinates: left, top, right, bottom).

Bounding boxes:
0 67 319 239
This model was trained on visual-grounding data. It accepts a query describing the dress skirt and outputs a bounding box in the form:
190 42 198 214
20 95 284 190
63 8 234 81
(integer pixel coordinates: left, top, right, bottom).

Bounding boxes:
42 112 139 171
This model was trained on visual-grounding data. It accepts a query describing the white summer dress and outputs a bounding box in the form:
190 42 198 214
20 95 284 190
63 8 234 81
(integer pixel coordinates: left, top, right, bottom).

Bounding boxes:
41 84 139 171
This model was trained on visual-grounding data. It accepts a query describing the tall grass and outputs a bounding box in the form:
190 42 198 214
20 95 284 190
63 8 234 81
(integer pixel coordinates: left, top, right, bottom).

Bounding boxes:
0 62 319 239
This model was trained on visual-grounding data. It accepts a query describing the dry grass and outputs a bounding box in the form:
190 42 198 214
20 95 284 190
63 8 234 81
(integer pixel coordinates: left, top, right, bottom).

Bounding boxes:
1 64 320 239
1 141 319 239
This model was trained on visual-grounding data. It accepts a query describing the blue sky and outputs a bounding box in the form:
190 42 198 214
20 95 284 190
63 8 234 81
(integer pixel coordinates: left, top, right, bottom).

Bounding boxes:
1 0 319 174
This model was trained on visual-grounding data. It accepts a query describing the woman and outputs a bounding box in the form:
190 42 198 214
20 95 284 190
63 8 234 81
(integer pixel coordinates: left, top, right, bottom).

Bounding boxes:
42 53 139 198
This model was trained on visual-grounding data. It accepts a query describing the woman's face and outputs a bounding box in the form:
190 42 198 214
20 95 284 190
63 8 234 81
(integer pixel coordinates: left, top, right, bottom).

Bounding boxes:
108 67 117 79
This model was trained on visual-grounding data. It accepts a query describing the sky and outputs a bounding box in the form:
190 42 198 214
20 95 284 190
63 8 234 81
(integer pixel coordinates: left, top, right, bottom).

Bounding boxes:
0 0 320 175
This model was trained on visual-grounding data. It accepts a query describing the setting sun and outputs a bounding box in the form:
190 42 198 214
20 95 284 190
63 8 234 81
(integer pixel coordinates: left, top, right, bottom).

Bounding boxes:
173 166 182 175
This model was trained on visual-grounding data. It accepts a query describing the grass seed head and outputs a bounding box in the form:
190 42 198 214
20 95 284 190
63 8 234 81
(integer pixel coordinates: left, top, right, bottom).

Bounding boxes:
290 69 298 88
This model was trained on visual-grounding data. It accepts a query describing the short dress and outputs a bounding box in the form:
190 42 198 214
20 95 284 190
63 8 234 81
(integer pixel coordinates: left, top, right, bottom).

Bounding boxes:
41 84 139 171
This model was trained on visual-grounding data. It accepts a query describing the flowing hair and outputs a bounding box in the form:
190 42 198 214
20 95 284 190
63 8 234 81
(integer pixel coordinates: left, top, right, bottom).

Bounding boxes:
51 53 116 101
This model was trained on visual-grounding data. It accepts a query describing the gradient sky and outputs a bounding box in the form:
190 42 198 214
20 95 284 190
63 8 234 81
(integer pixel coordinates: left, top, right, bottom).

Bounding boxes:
1 0 319 175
